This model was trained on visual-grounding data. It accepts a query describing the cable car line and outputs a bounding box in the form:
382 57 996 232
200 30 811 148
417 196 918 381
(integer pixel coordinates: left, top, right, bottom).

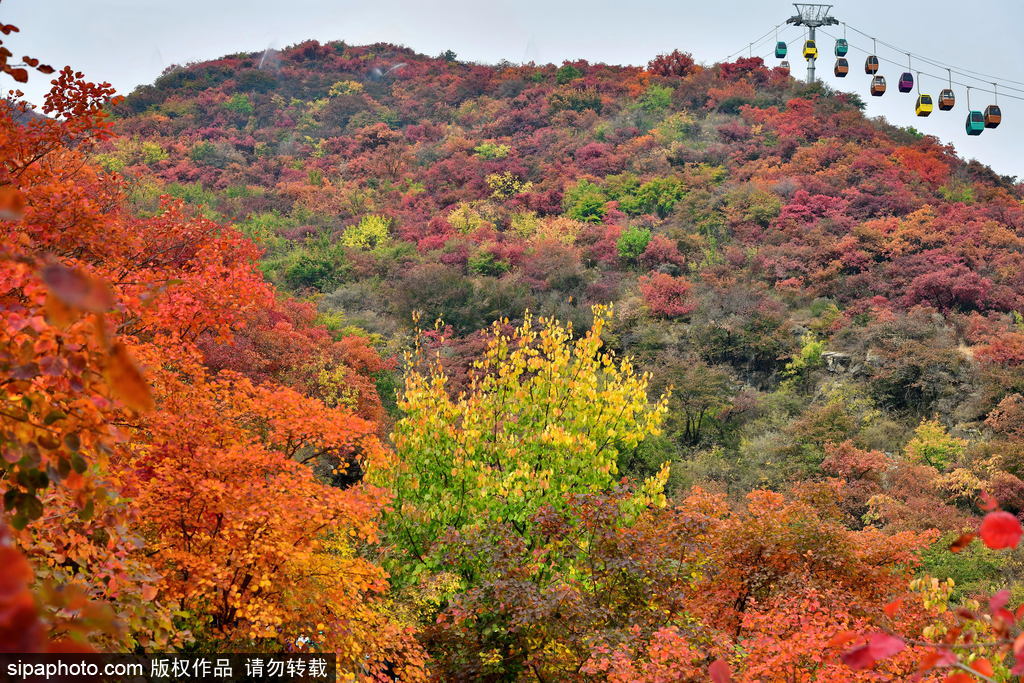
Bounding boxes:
723 23 789 62
817 27 1024 98
816 28 1024 103
723 24 803 66
718 10 1017 137
841 22 1024 91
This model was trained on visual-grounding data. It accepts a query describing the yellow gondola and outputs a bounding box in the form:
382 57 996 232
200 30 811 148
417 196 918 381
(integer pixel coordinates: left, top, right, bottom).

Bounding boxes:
803 40 818 60
915 94 933 117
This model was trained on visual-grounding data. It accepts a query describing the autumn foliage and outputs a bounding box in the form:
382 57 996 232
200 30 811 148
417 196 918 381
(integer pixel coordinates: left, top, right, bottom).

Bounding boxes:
6 7 1024 682
0 18 423 676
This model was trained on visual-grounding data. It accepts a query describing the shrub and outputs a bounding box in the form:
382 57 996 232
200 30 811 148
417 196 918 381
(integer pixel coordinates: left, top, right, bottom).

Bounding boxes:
473 141 511 160
341 215 392 249
468 251 510 276
617 226 652 262
548 87 602 113
639 84 673 113
223 93 254 116
904 418 966 470
647 50 696 77
486 171 531 199
556 64 582 84
638 273 696 317
564 180 607 224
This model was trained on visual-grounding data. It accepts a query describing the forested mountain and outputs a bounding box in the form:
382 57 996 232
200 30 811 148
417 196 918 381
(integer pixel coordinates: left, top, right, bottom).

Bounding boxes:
5 30 1024 680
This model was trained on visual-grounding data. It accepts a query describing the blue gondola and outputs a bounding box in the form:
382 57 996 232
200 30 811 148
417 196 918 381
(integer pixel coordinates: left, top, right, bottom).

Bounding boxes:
966 110 985 135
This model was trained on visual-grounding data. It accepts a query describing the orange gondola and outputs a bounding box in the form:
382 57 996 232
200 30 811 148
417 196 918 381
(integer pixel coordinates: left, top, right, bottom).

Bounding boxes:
938 69 956 111
985 85 1002 128
865 38 880 75
834 58 849 77
870 75 886 96
985 105 1002 128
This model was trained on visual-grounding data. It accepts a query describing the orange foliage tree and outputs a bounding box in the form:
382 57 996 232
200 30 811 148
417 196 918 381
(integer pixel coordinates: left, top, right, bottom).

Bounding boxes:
0 14 424 676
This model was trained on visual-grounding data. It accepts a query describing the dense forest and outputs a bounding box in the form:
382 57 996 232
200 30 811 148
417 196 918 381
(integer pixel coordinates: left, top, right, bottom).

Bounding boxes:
5 15 1024 680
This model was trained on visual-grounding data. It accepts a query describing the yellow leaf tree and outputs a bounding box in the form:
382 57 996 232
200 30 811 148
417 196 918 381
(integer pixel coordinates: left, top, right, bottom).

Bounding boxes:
379 306 669 568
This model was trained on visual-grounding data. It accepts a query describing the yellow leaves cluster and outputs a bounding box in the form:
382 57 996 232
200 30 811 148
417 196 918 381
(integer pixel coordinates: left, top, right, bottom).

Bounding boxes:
381 305 670 563
904 417 966 470
447 201 494 234
485 171 532 199
328 80 364 96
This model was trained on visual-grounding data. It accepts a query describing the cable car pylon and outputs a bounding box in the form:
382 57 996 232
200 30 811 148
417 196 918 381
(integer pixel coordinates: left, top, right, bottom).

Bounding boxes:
786 3 839 83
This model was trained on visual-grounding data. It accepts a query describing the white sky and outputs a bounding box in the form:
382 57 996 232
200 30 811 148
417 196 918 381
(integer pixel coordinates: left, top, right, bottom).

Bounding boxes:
5 0 1023 178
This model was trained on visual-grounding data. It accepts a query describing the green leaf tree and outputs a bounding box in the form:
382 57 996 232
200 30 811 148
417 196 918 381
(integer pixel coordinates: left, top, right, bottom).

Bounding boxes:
617 226 652 262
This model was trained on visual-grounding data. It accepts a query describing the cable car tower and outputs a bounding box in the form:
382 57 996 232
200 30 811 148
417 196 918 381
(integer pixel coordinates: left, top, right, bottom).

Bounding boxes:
786 3 839 84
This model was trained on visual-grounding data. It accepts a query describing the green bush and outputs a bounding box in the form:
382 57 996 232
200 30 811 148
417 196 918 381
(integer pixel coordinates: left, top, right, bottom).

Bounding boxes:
616 226 652 262
639 84 673 112
223 93 255 116
624 177 687 217
563 180 607 223
468 251 510 276
555 64 582 84
284 254 336 291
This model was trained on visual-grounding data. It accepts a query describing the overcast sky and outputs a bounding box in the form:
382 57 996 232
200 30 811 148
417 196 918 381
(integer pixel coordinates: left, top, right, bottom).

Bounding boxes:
5 1 1023 178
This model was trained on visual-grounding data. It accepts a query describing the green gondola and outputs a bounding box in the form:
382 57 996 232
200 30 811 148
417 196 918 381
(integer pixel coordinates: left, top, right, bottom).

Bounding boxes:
835 38 848 57
775 41 788 59
966 110 985 135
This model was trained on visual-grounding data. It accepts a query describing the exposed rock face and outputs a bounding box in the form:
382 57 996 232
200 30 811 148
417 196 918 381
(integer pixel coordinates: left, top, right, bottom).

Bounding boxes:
822 351 852 373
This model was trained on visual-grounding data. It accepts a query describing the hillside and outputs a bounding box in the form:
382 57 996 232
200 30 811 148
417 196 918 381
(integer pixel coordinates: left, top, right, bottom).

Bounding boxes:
7 31 1024 680
108 41 1024 485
